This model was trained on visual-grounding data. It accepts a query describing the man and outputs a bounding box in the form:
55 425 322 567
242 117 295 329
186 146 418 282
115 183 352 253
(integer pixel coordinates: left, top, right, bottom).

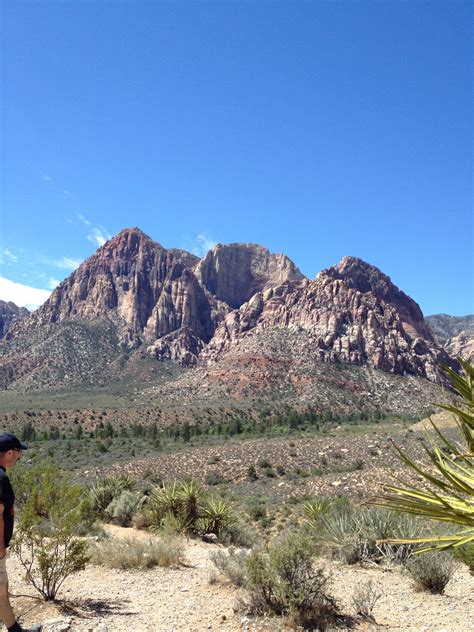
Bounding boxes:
0 433 41 632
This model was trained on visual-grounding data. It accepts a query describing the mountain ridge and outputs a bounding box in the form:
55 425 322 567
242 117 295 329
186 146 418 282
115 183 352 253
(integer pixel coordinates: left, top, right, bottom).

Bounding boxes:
0 227 467 416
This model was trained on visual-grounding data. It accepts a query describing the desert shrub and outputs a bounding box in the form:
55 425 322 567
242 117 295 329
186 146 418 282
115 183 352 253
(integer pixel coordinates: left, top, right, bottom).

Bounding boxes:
243 533 341 630
351 580 382 621
257 458 272 469
11 462 90 601
105 490 145 526
405 551 458 594
216 521 258 548
452 543 474 574
247 465 258 481
132 507 155 530
85 474 136 519
308 503 422 564
90 535 184 569
210 547 248 586
204 472 227 486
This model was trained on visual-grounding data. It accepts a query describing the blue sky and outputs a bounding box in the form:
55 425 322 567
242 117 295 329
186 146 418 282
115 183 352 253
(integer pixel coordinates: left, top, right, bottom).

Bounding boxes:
1 1 472 314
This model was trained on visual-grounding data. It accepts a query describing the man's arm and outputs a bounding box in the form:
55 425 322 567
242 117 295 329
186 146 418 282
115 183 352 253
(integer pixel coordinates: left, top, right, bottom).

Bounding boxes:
0 504 5 559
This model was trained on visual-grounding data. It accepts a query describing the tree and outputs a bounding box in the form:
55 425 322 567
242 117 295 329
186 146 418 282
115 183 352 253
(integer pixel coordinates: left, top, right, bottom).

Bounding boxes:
373 359 474 552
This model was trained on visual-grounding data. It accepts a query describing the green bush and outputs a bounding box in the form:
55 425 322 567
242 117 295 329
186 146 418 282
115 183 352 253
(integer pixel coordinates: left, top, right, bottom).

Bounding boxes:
244 533 341 630
405 551 458 594
89 535 185 569
204 472 227 486
85 474 136 519
11 462 90 601
105 490 144 527
210 547 248 586
452 543 474 574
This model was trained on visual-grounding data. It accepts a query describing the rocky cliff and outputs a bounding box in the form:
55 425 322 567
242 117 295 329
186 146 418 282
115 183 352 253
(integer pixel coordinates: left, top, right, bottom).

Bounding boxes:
202 257 453 382
426 314 474 362
0 301 28 338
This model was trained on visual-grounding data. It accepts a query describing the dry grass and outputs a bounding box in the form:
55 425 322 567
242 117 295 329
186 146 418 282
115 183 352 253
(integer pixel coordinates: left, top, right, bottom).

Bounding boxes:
89 534 185 569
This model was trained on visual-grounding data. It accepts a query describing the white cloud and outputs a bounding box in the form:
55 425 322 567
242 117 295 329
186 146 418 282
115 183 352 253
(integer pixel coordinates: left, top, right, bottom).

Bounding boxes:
0 276 51 310
53 257 81 270
191 233 217 257
77 213 91 226
41 174 52 182
48 277 61 290
76 214 111 247
0 249 18 264
87 227 111 247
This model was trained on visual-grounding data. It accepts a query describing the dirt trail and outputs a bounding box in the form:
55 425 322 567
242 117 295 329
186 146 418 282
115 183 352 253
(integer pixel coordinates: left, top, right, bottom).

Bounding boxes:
8 525 474 632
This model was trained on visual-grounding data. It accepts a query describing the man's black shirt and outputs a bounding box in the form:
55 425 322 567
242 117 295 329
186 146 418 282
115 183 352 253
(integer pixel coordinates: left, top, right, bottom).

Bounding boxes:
0 466 15 547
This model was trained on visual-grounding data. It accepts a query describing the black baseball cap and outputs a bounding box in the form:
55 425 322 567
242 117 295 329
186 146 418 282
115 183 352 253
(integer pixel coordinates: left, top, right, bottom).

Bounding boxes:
0 433 29 452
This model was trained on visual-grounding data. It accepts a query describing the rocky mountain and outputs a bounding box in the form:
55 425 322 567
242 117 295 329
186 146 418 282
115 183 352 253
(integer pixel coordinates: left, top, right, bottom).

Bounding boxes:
0 228 460 415
202 256 452 383
426 314 474 362
0 301 28 338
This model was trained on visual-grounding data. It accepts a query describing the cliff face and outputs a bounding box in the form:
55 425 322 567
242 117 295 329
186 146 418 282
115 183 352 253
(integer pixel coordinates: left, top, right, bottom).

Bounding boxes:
426 314 474 362
202 257 452 382
195 243 304 308
0 301 29 338
6 228 302 369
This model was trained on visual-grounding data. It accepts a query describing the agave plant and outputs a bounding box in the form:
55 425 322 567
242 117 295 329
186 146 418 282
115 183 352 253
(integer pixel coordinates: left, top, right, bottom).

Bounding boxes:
373 359 474 553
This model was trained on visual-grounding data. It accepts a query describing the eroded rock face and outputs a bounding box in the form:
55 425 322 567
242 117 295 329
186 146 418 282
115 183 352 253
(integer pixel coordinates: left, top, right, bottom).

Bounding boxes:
202 257 453 382
426 314 474 362
3 230 458 386
7 230 302 369
194 243 304 308
0 301 28 338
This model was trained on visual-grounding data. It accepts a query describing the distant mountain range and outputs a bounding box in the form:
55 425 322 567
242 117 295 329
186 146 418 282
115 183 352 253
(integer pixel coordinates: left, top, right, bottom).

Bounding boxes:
0 228 472 417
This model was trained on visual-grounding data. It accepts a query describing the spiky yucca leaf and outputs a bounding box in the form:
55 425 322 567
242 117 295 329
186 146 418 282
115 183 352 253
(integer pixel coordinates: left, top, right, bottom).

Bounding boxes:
372 359 474 553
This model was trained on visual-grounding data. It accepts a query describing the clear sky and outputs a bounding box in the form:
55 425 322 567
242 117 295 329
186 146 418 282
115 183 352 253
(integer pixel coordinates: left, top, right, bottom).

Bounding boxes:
1 1 472 314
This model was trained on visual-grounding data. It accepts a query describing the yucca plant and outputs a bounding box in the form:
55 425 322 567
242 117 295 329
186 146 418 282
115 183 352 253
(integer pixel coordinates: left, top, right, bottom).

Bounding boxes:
200 497 233 536
85 474 136 518
373 358 474 553
301 497 332 529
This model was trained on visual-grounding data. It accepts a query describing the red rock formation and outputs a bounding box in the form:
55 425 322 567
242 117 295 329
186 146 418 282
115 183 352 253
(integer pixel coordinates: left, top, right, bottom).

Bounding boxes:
202 257 453 382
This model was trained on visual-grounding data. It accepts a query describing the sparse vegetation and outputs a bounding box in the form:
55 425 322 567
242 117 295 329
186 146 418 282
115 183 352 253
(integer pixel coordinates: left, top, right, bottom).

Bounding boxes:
351 579 382 621
11 462 90 601
405 551 458 594
243 533 342 630
90 535 185 569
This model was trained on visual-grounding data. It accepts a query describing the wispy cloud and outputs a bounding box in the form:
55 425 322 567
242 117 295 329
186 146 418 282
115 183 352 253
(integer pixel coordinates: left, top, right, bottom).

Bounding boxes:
76 213 111 247
191 233 217 257
52 257 81 270
77 213 91 226
41 174 53 182
87 227 111 247
0 276 51 310
48 277 61 290
0 249 19 264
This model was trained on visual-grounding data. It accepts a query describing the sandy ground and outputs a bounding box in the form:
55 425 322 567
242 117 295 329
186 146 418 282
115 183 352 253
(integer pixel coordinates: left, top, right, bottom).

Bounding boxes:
6 525 473 632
